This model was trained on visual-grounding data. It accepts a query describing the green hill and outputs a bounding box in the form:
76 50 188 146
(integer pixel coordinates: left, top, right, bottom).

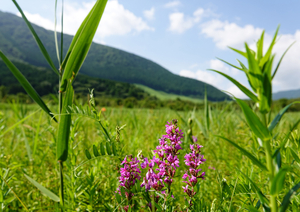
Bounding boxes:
0 10 229 101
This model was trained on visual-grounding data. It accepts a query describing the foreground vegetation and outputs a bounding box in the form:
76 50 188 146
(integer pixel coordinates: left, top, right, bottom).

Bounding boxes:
0 0 300 211
0 102 300 211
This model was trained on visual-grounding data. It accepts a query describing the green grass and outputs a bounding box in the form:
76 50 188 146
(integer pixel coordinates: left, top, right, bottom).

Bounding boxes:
135 84 203 103
0 102 300 211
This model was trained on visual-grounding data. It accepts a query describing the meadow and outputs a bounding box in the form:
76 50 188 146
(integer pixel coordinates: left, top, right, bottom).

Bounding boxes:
1 0 300 211
0 101 300 211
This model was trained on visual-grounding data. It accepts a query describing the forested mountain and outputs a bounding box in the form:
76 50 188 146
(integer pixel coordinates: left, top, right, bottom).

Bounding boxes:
0 10 229 101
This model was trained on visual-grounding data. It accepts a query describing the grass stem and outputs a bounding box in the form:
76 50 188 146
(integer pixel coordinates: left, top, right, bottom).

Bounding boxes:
59 161 64 209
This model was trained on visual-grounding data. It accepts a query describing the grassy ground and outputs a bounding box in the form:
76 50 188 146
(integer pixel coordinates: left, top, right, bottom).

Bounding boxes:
0 102 299 211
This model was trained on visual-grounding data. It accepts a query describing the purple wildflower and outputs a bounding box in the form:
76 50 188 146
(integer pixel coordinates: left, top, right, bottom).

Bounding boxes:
117 155 141 201
182 143 206 199
141 119 183 193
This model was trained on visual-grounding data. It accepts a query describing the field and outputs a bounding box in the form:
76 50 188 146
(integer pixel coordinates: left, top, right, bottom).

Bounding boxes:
0 102 300 211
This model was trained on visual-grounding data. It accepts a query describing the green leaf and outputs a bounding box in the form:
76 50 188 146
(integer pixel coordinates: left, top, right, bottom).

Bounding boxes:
256 31 265 61
273 149 282 170
24 174 60 202
93 145 100 157
259 26 279 68
229 47 248 58
112 142 117 156
216 135 267 171
60 0 108 92
0 51 57 122
289 148 300 164
106 142 112 155
258 73 272 113
209 69 259 102
245 206 260 212
271 167 290 195
217 57 243 71
115 193 121 204
204 88 210 131
12 0 59 76
279 181 300 212
56 84 74 161
234 98 271 140
245 43 262 92
238 169 270 206
100 143 106 155
272 42 295 80
85 149 92 160
268 102 300 132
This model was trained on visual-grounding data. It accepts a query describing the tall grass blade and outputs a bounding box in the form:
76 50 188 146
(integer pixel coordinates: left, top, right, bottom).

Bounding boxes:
279 182 300 212
228 47 247 58
272 42 295 79
209 69 259 102
234 98 270 140
0 109 40 138
270 167 290 195
24 174 60 202
268 101 300 132
216 135 267 171
54 0 60 65
56 84 74 161
12 0 59 76
60 0 108 92
259 26 279 67
0 52 57 122
204 88 210 131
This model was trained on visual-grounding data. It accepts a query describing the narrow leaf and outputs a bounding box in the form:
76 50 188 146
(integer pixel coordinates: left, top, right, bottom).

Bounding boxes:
217 57 243 71
112 142 117 156
279 181 300 212
268 102 300 132
24 174 60 202
235 98 271 140
93 145 100 157
204 88 210 131
229 47 247 58
85 149 92 160
56 84 74 161
259 26 279 68
106 142 112 155
272 42 295 79
60 0 108 92
238 169 270 206
245 43 262 91
100 143 106 155
0 51 57 122
209 69 259 102
271 167 290 195
12 0 59 75
216 135 267 171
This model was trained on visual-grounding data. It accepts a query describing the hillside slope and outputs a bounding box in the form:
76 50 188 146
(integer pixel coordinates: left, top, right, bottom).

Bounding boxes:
0 10 229 101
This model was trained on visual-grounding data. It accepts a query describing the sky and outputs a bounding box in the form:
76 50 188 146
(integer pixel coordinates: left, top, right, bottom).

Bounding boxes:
1 0 300 98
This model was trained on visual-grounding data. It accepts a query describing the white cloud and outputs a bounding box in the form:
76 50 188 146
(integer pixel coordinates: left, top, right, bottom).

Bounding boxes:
143 7 155 20
179 70 196 78
200 19 300 92
164 1 181 8
18 0 154 42
17 12 55 31
201 19 263 49
168 8 205 33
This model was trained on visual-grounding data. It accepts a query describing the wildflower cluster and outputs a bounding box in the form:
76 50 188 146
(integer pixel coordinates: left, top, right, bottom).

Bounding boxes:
141 119 183 192
182 143 206 198
117 155 141 201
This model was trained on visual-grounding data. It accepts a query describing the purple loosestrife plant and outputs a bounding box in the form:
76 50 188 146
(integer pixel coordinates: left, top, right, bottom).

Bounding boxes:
182 142 206 208
140 119 183 209
117 155 141 206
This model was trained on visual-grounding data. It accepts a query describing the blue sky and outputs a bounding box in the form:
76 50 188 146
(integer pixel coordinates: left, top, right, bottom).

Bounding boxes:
1 0 300 97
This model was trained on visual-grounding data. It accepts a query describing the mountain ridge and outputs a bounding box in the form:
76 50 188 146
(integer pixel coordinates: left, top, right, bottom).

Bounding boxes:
0 10 229 101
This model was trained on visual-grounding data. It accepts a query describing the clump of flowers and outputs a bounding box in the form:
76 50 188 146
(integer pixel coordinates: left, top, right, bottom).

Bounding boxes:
182 142 206 207
141 119 183 192
117 155 141 202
